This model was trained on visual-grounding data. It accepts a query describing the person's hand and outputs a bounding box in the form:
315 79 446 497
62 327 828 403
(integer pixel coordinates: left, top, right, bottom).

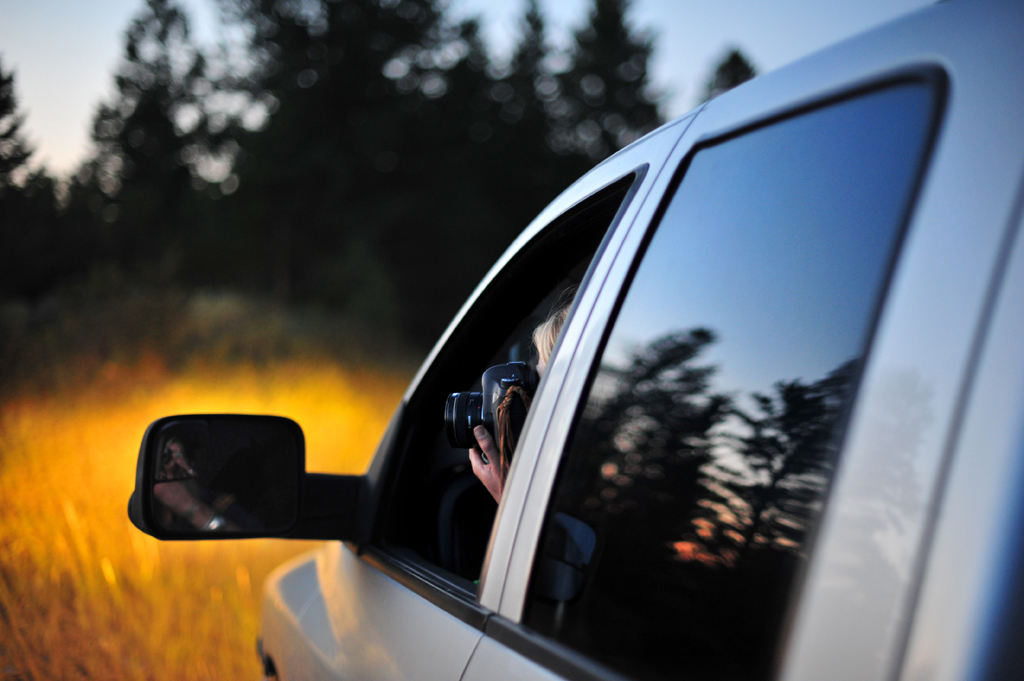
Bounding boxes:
153 482 232 530
154 481 209 527
154 481 198 514
469 425 502 503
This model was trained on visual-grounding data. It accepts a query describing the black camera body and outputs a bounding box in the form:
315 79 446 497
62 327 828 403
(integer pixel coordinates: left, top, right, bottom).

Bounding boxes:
445 362 540 452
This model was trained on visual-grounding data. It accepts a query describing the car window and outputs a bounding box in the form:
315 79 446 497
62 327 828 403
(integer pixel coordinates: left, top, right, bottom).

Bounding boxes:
380 172 642 588
522 80 940 680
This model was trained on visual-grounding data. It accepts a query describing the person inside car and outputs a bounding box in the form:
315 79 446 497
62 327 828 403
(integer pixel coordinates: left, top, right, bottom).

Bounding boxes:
469 296 572 503
152 433 261 532
153 435 235 531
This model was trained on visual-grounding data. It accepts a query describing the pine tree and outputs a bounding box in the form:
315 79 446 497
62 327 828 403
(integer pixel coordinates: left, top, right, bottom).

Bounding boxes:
494 0 586 218
0 56 32 190
217 0 527 342
556 0 661 161
208 0 668 345
0 58 97 297
217 0 454 309
91 0 211 276
701 49 756 102
506 0 549 136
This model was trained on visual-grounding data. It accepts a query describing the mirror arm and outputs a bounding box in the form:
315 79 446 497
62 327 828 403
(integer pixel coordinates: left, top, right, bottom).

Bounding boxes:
288 473 366 540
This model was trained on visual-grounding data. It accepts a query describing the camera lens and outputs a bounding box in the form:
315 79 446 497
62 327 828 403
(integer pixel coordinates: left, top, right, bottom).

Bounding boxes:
445 391 483 448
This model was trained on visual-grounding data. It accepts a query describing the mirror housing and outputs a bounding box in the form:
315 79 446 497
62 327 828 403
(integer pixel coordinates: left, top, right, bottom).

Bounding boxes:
128 414 363 541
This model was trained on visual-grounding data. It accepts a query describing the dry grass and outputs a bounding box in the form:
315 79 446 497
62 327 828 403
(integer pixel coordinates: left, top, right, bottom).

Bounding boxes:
0 358 408 680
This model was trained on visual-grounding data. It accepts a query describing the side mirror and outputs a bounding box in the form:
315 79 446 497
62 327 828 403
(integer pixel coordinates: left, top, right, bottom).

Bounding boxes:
533 513 598 602
128 415 304 539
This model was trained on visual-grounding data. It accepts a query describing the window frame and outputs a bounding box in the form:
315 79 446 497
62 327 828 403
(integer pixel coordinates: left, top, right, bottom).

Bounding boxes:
347 165 656 632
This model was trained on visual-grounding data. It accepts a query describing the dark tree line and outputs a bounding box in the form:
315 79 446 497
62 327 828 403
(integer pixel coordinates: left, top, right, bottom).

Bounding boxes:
0 0 755 349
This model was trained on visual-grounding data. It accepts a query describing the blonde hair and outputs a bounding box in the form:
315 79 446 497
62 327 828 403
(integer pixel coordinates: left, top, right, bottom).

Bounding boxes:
494 289 576 485
532 291 574 366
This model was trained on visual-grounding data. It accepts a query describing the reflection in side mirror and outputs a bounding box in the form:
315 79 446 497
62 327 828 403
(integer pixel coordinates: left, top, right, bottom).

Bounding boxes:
130 415 303 539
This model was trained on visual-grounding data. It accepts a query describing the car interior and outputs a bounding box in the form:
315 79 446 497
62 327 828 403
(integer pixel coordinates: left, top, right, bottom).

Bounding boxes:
377 171 643 592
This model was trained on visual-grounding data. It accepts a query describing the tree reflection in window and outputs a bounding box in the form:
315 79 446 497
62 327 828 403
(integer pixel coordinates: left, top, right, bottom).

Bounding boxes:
529 327 858 679
683 355 857 568
574 326 854 562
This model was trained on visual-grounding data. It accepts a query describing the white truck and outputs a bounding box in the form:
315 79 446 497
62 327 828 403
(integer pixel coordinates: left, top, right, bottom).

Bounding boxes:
129 2 1024 679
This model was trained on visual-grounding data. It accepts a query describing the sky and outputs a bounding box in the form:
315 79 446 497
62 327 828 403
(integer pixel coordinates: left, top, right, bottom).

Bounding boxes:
0 0 934 177
605 84 934 401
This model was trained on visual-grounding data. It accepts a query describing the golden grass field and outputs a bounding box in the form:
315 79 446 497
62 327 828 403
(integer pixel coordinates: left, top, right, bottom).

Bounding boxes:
0 358 408 680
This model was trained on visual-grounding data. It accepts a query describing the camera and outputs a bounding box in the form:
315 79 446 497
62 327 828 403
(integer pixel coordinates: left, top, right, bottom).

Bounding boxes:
445 362 540 453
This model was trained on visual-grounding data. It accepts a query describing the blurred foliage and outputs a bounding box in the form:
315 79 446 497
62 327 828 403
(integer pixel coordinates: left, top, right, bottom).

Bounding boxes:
0 269 417 402
0 0 755 370
555 0 661 159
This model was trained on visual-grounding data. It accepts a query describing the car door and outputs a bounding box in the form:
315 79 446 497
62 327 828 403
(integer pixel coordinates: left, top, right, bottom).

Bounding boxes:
463 3 1024 681
459 17 962 681
258 112 697 681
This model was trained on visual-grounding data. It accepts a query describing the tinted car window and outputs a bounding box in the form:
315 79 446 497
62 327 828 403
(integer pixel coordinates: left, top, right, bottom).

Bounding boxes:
523 82 938 680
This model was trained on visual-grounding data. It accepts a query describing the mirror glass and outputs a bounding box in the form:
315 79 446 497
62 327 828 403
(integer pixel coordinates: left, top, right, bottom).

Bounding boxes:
149 416 301 535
